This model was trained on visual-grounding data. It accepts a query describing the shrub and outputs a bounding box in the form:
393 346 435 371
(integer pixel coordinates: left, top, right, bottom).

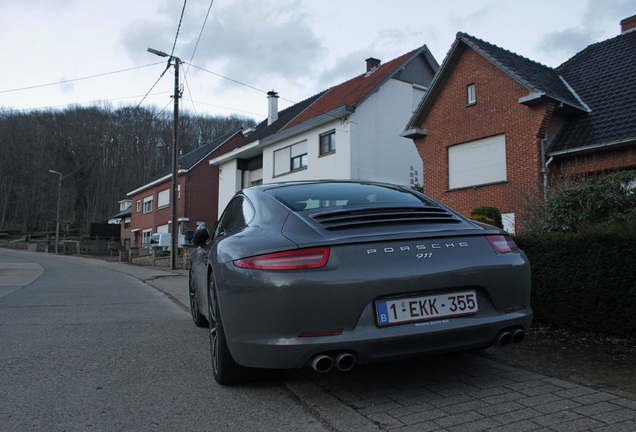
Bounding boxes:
471 206 503 229
514 224 636 337
544 171 636 233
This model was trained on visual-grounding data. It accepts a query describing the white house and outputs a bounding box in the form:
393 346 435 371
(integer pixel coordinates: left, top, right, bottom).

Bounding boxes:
210 46 439 214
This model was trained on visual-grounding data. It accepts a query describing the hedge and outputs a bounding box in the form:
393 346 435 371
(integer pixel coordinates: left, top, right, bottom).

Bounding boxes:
514 225 636 337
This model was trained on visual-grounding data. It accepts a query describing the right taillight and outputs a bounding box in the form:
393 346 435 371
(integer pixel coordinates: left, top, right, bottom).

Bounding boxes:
486 235 518 253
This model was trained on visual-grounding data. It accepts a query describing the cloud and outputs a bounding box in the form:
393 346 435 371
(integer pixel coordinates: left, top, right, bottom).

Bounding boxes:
537 28 596 64
536 0 634 65
179 0 325 87
317 49 369 89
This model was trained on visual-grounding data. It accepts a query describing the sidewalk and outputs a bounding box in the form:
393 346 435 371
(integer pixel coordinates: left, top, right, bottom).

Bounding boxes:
67 255 190 309
72 256 636 432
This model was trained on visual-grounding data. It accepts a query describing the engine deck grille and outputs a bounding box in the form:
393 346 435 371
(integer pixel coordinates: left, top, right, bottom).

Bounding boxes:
310 206 461 230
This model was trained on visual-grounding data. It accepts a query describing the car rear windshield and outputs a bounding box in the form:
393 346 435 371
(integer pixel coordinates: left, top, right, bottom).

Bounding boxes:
267 183 431 211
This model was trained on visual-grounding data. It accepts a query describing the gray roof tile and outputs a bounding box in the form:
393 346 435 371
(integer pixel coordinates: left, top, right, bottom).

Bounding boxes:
549 30 636 153
458 32 586 111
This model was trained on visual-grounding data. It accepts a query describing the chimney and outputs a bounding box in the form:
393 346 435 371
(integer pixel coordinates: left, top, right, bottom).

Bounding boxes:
267 91 279 126
620 15 636 33
366 57 381 73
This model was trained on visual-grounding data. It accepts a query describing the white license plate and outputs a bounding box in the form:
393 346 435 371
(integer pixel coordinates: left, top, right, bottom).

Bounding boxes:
376 290 479 326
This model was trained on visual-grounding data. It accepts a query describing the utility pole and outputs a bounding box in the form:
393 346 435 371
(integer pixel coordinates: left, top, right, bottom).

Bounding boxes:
49 170 62 254
148 48 181 270
171 57 180 270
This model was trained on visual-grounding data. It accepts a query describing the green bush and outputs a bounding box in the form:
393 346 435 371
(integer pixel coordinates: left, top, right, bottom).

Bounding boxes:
471 206 503 229
515 224 636 337
544 171 636 233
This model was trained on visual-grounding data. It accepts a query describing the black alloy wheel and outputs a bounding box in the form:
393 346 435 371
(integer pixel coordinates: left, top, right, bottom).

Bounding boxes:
207 277 252 385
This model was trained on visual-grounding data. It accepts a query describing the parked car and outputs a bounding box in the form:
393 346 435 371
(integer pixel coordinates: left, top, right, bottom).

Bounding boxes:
188 181 532 385
148 233 185 250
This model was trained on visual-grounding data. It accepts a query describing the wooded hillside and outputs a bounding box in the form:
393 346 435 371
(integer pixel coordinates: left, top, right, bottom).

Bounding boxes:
0 105 255 234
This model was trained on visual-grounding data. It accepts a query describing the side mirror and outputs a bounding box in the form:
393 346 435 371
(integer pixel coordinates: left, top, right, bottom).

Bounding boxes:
192 223 211 248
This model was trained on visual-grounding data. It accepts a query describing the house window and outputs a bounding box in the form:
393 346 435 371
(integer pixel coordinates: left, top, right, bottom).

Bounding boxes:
273 141 308 176
136 200 141 212
142 229 152 245
467 84 476 105
143 196 153 214
157 189 170 209
124 217 131 229
448 134 506 189
319 131 335 155
291 154 308 171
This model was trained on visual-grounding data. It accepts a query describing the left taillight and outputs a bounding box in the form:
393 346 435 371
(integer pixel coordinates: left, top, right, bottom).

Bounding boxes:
486 235 518 253
233 247 331 270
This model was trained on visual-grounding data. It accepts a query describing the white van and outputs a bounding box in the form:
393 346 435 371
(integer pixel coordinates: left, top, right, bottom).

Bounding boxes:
149 233 186 250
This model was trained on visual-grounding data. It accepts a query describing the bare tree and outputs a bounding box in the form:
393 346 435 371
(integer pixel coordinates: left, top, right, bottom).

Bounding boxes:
0 105 254 234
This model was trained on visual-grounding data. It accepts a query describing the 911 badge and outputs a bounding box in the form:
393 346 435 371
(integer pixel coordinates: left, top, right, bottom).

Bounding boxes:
416 253 433 259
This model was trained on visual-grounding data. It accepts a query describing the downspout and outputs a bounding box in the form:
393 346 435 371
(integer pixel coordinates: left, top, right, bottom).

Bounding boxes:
540 133 554 201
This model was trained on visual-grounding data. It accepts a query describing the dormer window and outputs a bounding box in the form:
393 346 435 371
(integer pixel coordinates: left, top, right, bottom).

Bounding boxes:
467 84 476 105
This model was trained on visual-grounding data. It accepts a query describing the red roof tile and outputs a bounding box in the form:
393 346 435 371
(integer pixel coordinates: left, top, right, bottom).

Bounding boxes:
282 49 420 130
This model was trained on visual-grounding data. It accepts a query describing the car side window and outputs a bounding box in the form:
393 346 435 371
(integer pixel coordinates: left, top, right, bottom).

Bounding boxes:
214 196 255 238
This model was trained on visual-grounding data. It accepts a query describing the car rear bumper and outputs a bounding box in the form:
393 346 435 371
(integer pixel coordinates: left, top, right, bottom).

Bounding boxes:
228 309 532 369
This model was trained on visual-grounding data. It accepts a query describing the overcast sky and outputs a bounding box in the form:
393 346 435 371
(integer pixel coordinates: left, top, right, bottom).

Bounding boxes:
1 0 633 121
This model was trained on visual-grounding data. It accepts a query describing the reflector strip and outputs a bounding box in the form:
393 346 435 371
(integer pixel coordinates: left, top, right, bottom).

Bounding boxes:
299 329 343 338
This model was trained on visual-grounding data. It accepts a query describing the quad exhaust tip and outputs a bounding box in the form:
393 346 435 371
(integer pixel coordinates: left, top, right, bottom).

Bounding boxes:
497 329 525 346
309 353 356 373
309 355 334 373
335 353 356 372
512 328 525 344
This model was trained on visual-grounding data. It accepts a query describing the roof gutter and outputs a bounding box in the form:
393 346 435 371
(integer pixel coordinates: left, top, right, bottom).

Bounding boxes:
209 140 262 166
263 105 354 146
548 137 636 157
126 169 188 197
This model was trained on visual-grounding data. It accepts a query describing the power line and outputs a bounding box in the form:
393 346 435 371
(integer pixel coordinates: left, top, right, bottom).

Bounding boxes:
183 0 215 115
181 97 263 118
170 0 188 59
0 62 164 94
187 63 269 95
186 0 215 69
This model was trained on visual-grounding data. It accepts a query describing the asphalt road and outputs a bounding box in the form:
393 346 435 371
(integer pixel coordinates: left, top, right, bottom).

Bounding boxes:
2 248 635 432
0 249 327 432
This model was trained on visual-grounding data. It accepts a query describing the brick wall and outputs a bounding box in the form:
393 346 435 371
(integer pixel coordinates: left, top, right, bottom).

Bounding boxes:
412 46 557 225
553 145 636 176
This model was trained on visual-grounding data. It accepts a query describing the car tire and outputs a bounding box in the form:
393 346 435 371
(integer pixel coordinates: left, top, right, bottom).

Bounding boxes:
188 269 208 328
208 278 254 385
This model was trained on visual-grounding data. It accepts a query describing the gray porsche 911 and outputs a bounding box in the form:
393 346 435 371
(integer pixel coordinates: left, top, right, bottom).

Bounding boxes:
188 181 532 385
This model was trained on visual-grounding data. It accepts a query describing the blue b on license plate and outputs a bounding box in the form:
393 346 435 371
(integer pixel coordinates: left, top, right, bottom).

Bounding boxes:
376 290 479 326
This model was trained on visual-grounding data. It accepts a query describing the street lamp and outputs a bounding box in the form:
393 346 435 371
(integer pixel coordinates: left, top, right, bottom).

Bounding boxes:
49 170 62 254
148 47 181 270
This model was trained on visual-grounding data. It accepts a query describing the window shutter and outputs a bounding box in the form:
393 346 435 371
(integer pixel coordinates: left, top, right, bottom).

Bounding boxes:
448 134 506 189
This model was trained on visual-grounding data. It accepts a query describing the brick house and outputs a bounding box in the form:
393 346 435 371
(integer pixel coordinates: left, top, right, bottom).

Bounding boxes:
210 46 440 214
110 199 132 247
127 129 244 246
403 16 636 233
